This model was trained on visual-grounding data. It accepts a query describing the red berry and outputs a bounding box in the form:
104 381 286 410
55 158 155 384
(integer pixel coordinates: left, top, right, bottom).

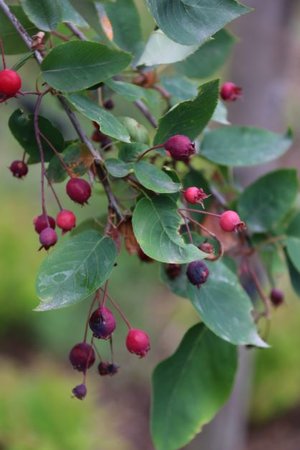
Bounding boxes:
56 209 76 232
66 178 91 205
89 306 116 339
165 263 182 280
72 383 87 400
270 288 284 307
220 82 242 102
186 260 209 287
0 69 22 97
9 160 28 178
39 227 58 250
164 135 195 162
184 187 210 206
126 328 150 358
33 214 56 234
219 210 244 232
69 342 95 372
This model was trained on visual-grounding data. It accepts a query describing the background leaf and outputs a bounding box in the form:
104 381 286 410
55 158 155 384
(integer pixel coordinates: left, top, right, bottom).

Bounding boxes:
134 161 181 193
286 212 300 272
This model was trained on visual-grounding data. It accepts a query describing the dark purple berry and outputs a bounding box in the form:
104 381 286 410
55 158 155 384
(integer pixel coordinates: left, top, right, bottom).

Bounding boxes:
165 263 182 280
72 383 87 400
270 288 284 307
69 342 95 372
9 160 28 178
39 227 58 250
103 99 114 110
164 135 195 162
186 260 209 287
89 306 116 339
98 361 119 376
33 214 56 234
66 178 91 205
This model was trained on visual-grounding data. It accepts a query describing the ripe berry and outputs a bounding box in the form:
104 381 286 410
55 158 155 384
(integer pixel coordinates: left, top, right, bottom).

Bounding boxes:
98 361 119 376
165 263 182 280
69 342 95 372
66 178 91 205
0 69 22 97
33 214 56 234
103 99 114 110
126 328 150 358
270 288 284 307
56 209 76 232
186 260 209 287
9 160 28 178
39 227 58 250
184 187 210 206
219 210 244 232
72 383 87 400
89 306 116 339
220 82 242 102
164 135 195 161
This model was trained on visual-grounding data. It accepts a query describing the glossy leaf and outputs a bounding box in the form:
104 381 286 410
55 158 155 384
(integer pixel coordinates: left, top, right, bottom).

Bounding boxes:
36 230 117 311
134 161 181 193
286 212 300 272
132 195 206 263
151 323 237 450
154 79 219 145
8 109 64 164
201 127 292 167
21 0 62 31
146 0 250 46
67 94 131 143
41 41 131 92
105 158 132 178
238 169 298 233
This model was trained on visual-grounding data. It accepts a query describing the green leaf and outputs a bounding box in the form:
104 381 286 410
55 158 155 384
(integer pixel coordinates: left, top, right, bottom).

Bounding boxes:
0 6 39 55
146 0 250 46
160 76 198 102
105 158 132 178
105 79 146 102
286 252 300 297
151 323 237 450
211 100 230 125
134 161 181 193
175 29 235 78
21 0 62 31
154 79 219 145
201 127 292 167
41 41 131 92
238 169 298 233
8 109 64 164
35 230 117 311
120 117 150 144
132 195 206 263
67 94 131 143
286 212 300 272
104 0 143 57
70 0 110 42
118 142 149 162
136 30 198 66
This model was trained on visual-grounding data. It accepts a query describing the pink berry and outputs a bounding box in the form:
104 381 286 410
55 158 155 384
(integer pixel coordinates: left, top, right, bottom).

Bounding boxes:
33 214 56 234
39 227 58 250
184 187 210 206
220 82 242 102
126 328 150 358
164 135 195 162
66 178 91 205
89 306 116 339
56 209 76 232
69 342 95 372
9 160 28 178
0 69 22 97
219 210 244 232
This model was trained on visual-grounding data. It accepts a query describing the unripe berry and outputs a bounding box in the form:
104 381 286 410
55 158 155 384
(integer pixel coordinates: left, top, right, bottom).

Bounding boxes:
186 260 209 287
165 263 182 280
270 288 284 307
39 227 58 250
69 342 95 372
56 209 76 232
0 69 22 97
219 210 244 232
184 187 209 206
33 214 56 234
89 306 116 339
220 82 242 102
164 135 195 162
9 160 28 178
126 328 150 358
98 361 119 376
66 178 91 205
72 383 87 400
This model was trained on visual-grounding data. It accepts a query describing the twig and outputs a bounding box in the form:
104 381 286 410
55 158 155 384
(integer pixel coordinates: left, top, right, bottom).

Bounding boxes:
134 99 158 128
66 22 87 41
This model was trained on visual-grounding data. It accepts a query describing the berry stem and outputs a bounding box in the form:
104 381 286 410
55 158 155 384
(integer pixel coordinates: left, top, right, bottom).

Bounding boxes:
101 281 109 307
179 208 221 218
101 289 132 330
247 265 272 321
45 173 63 210
39 130 73 176
136 144 165 162
0 38 6 69
178 211 194 244
83 294 98 342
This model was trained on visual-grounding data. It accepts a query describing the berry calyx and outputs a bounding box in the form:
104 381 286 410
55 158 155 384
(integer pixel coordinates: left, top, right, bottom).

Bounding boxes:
33 214 56 234
164 135 195 162
66 178 91 205
0 69 22 97
186 260 209 287
69 342 95 372
72 383 87 400
126 328 150 358
184 187 210 206
39 227 58 250
98 361 119 376
270 288 284 307
220 82 242 102
219 210 245 232
56 209 76 233
9 160 28 178
165 263 182 280
89 306 116 339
